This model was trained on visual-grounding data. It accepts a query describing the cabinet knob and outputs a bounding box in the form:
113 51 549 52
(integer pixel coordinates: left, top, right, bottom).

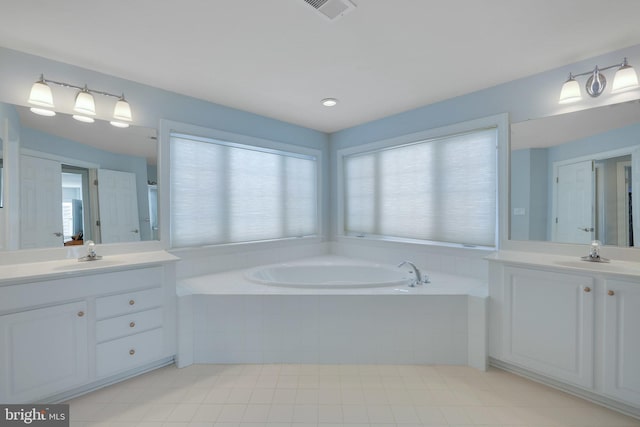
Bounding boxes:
129 299 135 306
583 287 591 293
129 349 136 355
608 290 615 296
129 321 136 328
77 311 85 317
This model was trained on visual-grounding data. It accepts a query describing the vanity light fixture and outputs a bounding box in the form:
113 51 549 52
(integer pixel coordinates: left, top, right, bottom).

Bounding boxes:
559 57 639 104
110 94 133 128
321 98 338 107
72 85 96 123
27 74 56 116
27 74 133 127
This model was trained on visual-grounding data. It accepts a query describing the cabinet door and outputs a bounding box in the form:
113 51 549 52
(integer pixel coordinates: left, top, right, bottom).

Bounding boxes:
603 279 640 406
502 267 594 388
0 301 89 403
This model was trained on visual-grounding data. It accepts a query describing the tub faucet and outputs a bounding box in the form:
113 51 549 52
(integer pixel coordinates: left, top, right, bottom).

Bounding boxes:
397 261 430 287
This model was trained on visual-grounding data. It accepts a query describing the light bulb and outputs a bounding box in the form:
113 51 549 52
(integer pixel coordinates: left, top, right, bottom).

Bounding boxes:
612 58 639 93
559 75 581 104
74 86 96 116
28 75 55 108
112 95 132 122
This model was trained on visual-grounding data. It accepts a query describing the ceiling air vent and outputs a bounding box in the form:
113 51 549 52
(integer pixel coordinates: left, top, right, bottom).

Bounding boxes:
302 0 356 21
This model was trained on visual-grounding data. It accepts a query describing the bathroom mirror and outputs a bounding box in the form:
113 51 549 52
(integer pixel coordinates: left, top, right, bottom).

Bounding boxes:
0 137 3 208
510 100 640 247
0 102 158 249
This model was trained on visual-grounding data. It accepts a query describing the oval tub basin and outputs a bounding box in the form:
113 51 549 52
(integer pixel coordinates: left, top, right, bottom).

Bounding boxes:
245 263 409 288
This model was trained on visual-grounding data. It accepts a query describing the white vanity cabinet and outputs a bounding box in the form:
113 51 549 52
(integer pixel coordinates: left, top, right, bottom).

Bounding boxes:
500 266 594 388
488 252 640 416
603 278 640 406
0 252 177 403
0 301 89 403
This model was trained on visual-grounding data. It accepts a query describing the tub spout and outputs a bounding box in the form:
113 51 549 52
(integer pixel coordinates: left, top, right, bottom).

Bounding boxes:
398 261 430 287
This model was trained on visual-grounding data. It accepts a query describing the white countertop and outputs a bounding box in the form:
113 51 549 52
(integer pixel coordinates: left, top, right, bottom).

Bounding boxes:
0 251 179 286
486 250 640 279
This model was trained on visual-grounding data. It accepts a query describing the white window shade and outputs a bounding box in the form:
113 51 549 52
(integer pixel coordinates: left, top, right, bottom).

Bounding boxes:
344 128 497 247
170 134 318 248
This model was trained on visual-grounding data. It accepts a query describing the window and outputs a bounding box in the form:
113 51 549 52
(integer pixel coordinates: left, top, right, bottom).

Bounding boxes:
342 127 497 247
170 133 318 248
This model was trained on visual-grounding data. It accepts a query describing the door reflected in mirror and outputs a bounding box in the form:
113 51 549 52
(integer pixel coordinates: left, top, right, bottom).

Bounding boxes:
510 100 640 247
0 102 158 249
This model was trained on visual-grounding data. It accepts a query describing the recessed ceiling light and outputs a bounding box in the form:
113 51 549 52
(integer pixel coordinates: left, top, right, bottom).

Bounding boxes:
321 98 338 107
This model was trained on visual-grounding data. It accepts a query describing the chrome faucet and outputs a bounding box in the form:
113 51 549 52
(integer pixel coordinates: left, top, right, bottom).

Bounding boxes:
398 260 430 287
581 240 610 263
78 240 102 261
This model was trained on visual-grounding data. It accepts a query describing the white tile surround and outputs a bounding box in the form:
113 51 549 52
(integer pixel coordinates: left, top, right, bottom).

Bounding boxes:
65 363 640 426
187 294 469 365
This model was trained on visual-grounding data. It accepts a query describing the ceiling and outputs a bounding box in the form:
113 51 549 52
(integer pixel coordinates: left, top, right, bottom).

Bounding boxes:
2 1 640 133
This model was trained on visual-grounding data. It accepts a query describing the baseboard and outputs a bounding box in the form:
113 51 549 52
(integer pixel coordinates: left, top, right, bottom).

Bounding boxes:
45 357 175 404
489 357 640 420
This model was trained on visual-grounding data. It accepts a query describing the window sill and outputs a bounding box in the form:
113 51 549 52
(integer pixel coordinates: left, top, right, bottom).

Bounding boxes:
337 234 495 253
170 235 323 257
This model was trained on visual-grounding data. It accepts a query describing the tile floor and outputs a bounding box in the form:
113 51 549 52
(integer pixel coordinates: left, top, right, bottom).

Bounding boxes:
67 364 640 427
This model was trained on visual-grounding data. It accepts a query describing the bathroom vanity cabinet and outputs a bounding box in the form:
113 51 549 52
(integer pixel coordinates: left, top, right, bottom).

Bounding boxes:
0 301 90 403
497 266 594 388
602 278 640 405
488 252 640 416
0 252 178 403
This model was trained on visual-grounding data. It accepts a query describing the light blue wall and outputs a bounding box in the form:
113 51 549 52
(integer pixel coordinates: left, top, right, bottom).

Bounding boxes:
529 149 548 241
510 149 532 240
329 43 640 240
0 101 20 143
511 148 548 241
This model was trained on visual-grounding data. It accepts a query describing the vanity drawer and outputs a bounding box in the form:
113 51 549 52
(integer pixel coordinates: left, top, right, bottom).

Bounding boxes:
96 308 163 343
96 287 162 319
96 328 164 378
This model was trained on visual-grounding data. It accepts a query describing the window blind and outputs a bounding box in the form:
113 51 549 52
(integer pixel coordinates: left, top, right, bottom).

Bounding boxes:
343 128 497 247
170 134 318 248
